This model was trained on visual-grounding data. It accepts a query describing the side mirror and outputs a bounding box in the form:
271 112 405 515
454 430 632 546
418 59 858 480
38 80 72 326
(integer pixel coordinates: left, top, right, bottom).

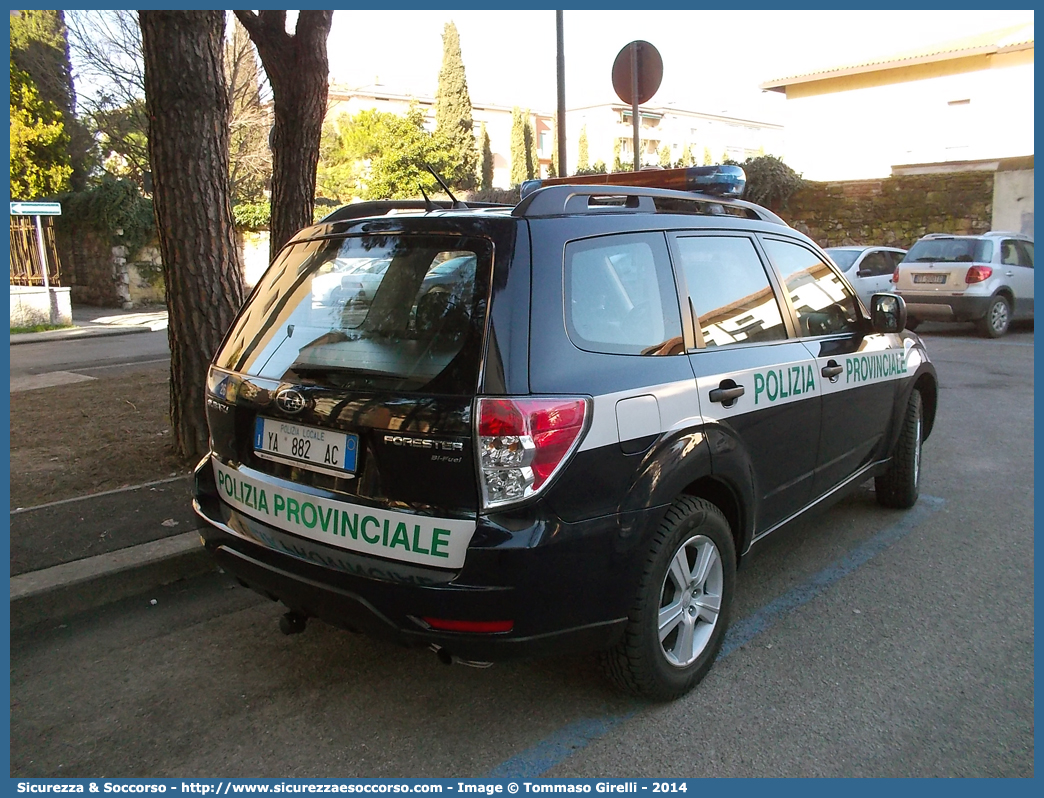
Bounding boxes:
856 268 872 278
870 293 907 334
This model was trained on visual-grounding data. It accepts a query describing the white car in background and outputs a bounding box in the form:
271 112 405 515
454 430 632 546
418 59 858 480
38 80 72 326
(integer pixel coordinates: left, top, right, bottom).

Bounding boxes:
825 246 907 309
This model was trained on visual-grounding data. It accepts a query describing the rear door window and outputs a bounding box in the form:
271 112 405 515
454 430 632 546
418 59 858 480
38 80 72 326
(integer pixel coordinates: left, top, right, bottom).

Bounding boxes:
216 234 491 394
673 234 787 348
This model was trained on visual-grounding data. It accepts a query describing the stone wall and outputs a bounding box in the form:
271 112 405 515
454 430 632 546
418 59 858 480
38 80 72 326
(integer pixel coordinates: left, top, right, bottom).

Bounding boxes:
125 245 165 306
54 224 122 306
781 171 995 250
54 226 166 308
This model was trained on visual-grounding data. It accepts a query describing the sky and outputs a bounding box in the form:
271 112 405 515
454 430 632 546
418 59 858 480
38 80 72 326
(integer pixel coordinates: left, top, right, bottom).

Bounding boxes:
325 9 1035 123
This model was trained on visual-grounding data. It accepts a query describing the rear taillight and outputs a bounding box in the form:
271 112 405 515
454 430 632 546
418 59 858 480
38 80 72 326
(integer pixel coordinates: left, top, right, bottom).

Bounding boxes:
892 267 900 284
965 265 993 284
476 396 589 509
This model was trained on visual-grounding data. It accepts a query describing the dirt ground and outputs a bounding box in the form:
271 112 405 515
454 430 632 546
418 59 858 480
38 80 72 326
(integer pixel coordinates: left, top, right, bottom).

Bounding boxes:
10 365 193 509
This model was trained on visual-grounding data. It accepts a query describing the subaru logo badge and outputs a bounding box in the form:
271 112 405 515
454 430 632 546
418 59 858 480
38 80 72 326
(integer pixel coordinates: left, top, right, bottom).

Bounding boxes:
275 388 306 414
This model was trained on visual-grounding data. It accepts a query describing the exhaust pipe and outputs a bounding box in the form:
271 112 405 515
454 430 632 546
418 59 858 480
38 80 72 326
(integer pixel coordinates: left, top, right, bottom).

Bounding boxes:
429 644 493 669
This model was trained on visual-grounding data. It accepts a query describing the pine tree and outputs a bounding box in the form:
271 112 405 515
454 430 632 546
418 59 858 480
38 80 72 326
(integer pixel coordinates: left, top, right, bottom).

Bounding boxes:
703 146 713 166
433 21 477 190
612 139 623 173
140 10 244 458
479 122 493 190
235 10 334 261
577 125 589 173
509 107 528 186
658 144 672 167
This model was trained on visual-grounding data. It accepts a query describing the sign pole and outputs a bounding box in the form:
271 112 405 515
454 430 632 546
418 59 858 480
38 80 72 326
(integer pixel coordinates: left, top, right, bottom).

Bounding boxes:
33 214 57 324
34 214 50 291
631 42 640 170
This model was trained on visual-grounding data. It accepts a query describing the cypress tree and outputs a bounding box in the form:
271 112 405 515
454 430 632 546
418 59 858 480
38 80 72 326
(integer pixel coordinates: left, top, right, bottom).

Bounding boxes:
524 110 538 179
11 10 90 190
547 112 558 178
509 107 528 186
479 122 493 190
433 21 477 190
577 125 589 172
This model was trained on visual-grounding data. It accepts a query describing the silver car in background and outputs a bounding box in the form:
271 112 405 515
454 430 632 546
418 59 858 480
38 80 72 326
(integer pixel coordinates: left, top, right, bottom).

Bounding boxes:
892 231 1034 338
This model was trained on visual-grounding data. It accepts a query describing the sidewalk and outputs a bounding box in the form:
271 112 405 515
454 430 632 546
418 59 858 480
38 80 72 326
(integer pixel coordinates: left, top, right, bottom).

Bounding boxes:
10 304 218 628
10 305 169 345
9 477 215 630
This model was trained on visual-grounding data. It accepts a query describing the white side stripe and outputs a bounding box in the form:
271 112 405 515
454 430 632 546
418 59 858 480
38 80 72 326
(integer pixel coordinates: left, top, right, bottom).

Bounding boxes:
576 345 914 452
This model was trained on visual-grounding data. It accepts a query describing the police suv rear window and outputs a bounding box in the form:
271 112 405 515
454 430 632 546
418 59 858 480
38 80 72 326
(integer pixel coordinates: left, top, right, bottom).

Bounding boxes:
216 234 491 394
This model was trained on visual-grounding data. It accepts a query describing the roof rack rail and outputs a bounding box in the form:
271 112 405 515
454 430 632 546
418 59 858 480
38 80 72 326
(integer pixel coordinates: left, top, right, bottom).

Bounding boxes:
319 199 511 224
511 184 788 226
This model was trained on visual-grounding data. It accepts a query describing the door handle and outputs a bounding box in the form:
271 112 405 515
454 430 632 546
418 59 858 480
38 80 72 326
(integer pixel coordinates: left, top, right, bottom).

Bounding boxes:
1006 270 1015 277
709 384 745 404
821 361 843 379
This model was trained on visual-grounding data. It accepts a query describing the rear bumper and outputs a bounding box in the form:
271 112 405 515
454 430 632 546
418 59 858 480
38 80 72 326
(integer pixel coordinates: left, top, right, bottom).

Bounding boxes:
898 292 991 322
194 458 660 660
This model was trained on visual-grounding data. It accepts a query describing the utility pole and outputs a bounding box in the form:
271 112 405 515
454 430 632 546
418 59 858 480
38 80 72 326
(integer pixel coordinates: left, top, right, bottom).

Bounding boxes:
556 11 567 176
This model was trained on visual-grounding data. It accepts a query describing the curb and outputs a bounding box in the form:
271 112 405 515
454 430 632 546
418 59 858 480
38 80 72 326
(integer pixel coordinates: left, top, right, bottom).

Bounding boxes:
10 325 158 345
10 530 217 630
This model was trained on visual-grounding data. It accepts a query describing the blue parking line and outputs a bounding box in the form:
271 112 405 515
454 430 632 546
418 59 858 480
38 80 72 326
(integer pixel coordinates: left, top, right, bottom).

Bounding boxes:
486 496 945 779
486 715 635 779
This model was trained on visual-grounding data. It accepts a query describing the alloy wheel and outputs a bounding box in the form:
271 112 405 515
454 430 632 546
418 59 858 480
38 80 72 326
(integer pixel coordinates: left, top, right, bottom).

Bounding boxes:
657 534 723 667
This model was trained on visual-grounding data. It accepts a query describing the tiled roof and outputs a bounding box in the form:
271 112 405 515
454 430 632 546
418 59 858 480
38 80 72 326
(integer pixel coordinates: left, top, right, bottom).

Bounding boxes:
761 21 1033 91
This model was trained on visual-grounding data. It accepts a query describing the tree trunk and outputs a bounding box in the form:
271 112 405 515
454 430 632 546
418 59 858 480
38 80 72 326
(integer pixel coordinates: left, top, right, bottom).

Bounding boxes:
139 10 244 460
234 10 333 262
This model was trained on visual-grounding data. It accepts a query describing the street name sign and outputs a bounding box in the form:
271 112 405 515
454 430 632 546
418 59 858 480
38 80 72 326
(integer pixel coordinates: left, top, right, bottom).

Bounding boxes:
10 201 62 216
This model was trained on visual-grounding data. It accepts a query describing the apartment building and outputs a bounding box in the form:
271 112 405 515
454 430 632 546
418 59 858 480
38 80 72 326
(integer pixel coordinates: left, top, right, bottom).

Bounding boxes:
566 101 786 169
325 83 785 187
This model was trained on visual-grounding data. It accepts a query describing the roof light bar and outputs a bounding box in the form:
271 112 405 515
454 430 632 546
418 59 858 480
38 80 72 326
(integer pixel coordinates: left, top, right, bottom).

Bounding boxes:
520 165 746 201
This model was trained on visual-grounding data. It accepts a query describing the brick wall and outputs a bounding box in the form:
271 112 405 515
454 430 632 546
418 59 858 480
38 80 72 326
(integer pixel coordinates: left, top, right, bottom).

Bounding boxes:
780 172 995 250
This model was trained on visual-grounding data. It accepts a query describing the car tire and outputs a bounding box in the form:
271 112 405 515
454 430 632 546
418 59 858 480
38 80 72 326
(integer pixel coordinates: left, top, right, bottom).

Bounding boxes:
905 316 921 332
977 295 1011 338
601 496 735 700
875 389 923 509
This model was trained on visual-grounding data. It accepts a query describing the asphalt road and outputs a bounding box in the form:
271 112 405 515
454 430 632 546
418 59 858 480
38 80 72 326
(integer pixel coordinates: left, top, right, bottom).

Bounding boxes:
10 326 1034 778
9 329 170 379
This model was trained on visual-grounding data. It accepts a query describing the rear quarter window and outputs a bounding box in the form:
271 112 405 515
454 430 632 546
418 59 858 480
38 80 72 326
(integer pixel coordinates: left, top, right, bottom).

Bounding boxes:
564 232 683 356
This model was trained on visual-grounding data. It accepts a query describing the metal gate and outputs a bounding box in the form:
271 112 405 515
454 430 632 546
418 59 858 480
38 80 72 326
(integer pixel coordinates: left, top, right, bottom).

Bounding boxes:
10 215 62 286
